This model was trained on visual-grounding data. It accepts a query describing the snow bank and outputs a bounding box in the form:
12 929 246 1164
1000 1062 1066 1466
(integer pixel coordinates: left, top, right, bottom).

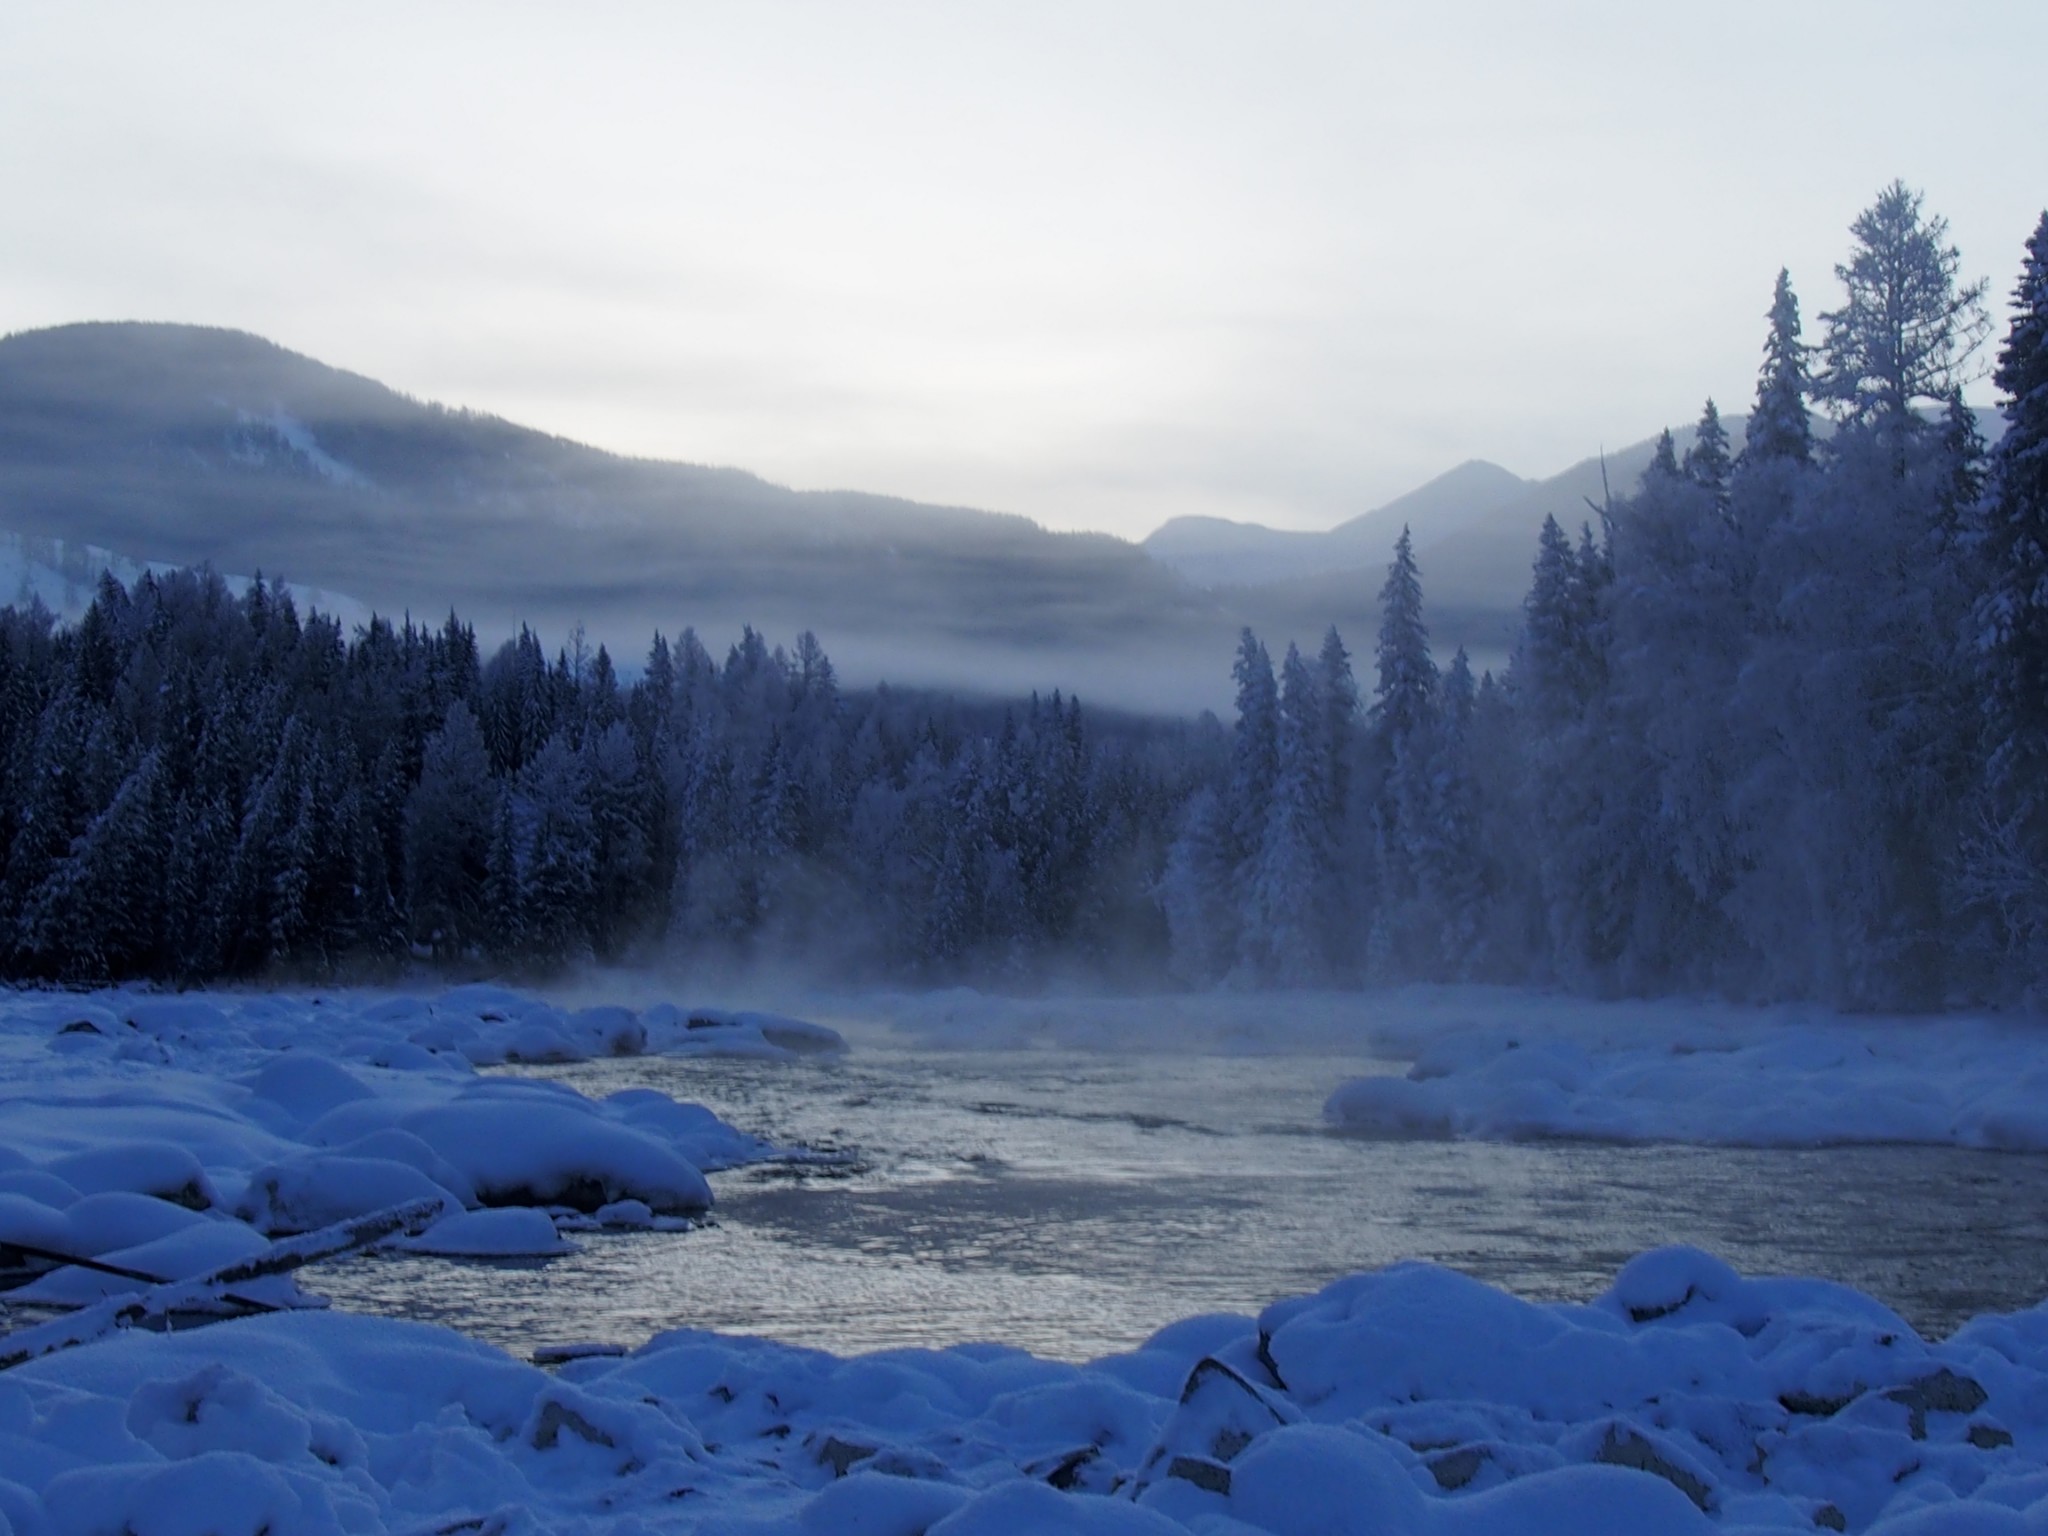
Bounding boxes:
1325 998 2048 1150
10 1248 2048 1532
802 983 2048 1152
0 985 805 1318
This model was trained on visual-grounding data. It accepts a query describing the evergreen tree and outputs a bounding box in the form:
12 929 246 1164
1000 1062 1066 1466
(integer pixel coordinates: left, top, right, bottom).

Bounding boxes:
1648 429 1681 481
515 734 597 967
1939 387 1989 536
1315 626 1358 829
1243 644 1329 986
1682 398 1733 506
1817 181 1991 436
1225 629 1279 878
1968 210 2048 967
1371 526 1436 745
1746 268 1813 466
1512 516 1589 727
405 700 494 958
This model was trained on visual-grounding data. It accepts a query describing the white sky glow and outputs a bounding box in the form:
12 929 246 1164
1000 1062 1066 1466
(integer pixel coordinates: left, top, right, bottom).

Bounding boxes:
1 1 2041 536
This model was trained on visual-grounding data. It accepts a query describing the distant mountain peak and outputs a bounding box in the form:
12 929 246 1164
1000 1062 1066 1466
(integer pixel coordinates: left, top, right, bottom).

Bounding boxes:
1142 457 1531 591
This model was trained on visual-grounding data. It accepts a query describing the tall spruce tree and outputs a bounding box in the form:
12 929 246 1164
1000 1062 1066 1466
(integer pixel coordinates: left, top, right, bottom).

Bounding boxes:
1817 181 1991 436
1244 643 1330 986
1746 268 1813 466
1682 398 1733 506
1315 625 1357 829
1226 629 1279 874
1371 526 1436 745
1971 211 2048 956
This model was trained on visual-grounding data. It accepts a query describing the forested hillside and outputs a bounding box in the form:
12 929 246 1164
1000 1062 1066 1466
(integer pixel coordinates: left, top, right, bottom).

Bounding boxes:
3 186 2043 1007
0 321 1225 710
1162 188 2048 1008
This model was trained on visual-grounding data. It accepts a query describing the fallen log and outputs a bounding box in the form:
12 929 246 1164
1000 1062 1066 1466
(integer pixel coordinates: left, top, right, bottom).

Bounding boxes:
0 1240 283 1314
0 1196 447 1371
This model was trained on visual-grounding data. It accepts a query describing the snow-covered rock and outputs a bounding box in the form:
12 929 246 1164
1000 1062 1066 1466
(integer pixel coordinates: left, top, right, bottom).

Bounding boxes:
7 1248 2048 1532
0 984 801 1345
1324 998 2048 1150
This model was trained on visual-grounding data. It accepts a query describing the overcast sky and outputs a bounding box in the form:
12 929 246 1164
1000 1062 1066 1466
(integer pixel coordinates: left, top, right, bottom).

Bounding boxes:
2 2 2041 538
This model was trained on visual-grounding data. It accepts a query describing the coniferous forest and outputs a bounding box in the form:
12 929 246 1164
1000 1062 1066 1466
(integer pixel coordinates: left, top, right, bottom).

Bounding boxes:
4 185 2047 1009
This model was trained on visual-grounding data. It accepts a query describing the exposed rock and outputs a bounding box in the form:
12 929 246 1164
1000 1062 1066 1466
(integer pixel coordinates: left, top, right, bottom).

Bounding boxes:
1428 1445 1490 1491
1027 1445 1101 1491
1781 1389 1859 1419
530 1399 615 1451
1165 1455 1231 1495
813 1433 877 1477
1884 1367 1988 1438
1592 1423 1716 1512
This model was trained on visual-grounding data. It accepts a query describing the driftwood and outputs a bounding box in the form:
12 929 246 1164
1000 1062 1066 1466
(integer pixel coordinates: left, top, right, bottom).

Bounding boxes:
0 1196 446 1371
0 1240 282 1314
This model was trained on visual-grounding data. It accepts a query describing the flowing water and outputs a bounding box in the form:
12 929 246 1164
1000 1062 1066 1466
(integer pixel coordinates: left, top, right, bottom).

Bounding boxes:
312 1030 2048 1361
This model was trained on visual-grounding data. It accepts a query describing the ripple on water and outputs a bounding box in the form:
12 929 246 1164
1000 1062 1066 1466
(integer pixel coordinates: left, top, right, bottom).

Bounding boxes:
309 1044 2048 1360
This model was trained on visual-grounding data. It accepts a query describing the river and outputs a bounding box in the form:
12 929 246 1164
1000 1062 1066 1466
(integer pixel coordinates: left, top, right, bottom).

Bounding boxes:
310 1026 2048 1361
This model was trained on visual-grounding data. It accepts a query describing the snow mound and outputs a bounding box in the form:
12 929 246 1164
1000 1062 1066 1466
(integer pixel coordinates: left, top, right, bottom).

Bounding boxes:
1325 1002 2048 1150
0 985 792 1334
400 1093 713 1214
397 1207 579 1259
643 1004 849 1060
9 1249 2048 1533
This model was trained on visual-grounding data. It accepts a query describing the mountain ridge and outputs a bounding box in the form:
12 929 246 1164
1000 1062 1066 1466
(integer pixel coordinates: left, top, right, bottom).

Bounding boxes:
0 320 1810 709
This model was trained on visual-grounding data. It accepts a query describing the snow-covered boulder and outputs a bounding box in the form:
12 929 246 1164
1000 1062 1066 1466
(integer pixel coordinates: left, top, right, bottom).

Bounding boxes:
234 1154 462 1237
643 1004 848 1060
399 1092 713 1215
398 1207 579 1259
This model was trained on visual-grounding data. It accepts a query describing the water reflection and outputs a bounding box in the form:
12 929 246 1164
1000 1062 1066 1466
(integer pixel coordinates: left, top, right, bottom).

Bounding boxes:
310 1039 2048 1360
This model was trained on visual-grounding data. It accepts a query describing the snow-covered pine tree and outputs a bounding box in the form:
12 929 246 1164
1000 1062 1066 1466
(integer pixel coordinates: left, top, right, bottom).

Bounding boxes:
1966 210 2048 975
404 701 493 959
1417 648 1489 976
1745 269 1813 467
1511 516 1584 729
1938 386 1989 539
1682 399 1732 508
1371 526 1436 746
1243 644 1330 986
514 734 597 967
1817 182 1991 444
1648 429 1681 481
1315 625 1357 831
1363 528 1441 978
1224 629 1278 927
584 719 654 958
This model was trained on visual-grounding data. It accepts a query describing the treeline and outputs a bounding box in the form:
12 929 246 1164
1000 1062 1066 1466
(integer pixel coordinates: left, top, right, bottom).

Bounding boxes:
0 581 1203 983
3 184 2044 1007
1165 187 2048 1008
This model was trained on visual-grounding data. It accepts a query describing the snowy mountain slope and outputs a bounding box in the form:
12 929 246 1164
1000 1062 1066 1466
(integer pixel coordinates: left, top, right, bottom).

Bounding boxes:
13 323 1975 710
0 322 1232 708
0 528 370 631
